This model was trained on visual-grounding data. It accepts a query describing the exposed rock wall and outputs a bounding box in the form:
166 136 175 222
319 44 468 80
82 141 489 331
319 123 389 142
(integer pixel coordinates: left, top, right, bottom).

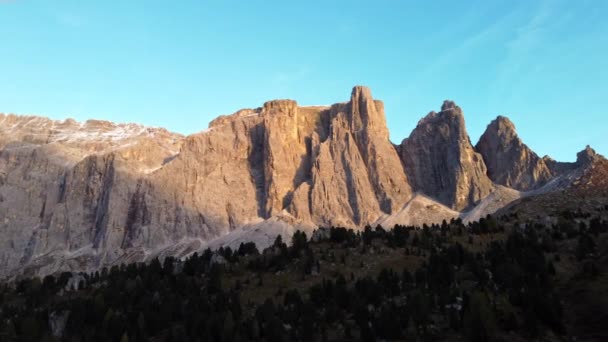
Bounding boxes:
0 88 599 278
476 116 553 191
399 101 494 210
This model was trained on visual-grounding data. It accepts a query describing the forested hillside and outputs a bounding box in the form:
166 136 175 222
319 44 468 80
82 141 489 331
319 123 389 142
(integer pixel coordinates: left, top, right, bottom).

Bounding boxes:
1 211 607 341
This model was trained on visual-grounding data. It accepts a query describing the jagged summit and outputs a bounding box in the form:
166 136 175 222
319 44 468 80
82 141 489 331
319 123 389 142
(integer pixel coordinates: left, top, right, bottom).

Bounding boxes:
475 115 553 191
481 116 519 144
351 85 373 98
335 85 388 137
400 100 493 211
0 86 602 278
414 100 466 134
491 115 517 133
494 114 513 123
440 100 462 113
577 145 603 166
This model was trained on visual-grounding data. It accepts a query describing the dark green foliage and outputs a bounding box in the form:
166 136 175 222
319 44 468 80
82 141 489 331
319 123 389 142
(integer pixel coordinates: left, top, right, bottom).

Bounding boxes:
329 227 357 245
291 230 308 255
238 241 259 256
390 224 410 247
1 213 603 341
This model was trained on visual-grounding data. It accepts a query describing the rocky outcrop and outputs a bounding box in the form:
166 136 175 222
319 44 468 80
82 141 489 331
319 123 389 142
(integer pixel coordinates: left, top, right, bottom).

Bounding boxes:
308 112 382 226
256 86 411 227
496 147 608 220
261 100 321 218
476 116 553 191
399 101 494 210
344 87 412 213
306 87 413 226
571 146 608 193
576 145 603 167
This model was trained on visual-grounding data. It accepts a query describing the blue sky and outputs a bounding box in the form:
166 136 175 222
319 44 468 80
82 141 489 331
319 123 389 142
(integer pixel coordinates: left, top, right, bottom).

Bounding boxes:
1 0 606 161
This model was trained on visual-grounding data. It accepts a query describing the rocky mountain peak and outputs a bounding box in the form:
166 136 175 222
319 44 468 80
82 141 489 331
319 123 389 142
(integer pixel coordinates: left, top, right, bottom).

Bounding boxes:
494 114 513 124
415 101 466 138
492 115 516 135
440 100 462 114
305 86 412 221
577 145 603 166
344 85 388 137
400 101 493 210
0 86 604 278
351 85 373 99
476 115 553 191
481 116 518 144
572 146 608 193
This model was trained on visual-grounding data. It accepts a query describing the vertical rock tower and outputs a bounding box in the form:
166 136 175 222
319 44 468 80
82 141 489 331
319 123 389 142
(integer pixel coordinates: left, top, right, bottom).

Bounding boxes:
400 100 494 210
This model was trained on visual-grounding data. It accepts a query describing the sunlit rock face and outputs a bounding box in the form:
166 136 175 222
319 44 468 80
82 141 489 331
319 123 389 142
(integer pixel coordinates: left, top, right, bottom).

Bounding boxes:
0 87 601 278
399 101 494 211
0 114 184 277
0 87 414 277
306 86 413 227
475 115 553 191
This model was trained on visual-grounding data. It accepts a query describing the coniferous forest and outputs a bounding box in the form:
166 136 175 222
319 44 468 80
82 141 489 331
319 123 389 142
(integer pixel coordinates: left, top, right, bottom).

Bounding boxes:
1 211 607 341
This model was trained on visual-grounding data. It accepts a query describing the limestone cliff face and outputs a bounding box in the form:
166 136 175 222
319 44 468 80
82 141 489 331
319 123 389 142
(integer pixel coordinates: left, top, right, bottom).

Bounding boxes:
344 87 413 214
0 114 183 276
259 86 412 226
144 110 265 239
308 114 381 226
0 87 415 277
400 101 494 210
475 116 553 191
261 100 317 218
0 88 599 278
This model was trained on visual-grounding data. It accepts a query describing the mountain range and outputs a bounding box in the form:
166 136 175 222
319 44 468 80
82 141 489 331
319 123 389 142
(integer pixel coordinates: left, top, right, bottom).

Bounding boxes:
0 86 605 278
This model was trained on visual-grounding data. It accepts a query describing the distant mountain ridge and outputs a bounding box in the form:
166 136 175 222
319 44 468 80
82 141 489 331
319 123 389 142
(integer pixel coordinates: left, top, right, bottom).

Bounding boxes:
0 86 604 278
